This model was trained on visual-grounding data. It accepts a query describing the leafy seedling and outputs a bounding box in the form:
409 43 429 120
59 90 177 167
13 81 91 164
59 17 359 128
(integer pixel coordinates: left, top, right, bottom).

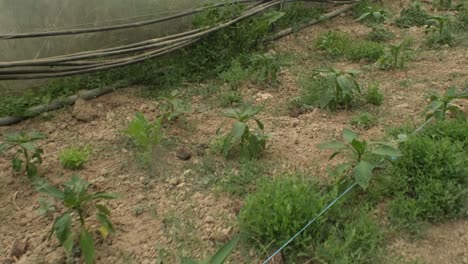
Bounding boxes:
181 236 240 264
39 175 118 264
0 131 46 180
158 90 191 122
319 128 402 189
218 105 268 161
247 53 281 86
423 87 468 121
425 15 455 46
313 68 362 110
378 41 411 70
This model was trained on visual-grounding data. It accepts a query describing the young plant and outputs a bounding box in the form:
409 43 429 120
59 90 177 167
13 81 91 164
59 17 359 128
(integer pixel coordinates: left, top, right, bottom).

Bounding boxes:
59 146 91 170
425 15 455 47
0 131 46 179
181 236 239 264
158 90 190 122
219 105 268 161
220 60 250 89
313 68 362 110
378 41 411 70
247 52 281 86
39 175 118 264
423 87 468 121
395 2 431 28
319 128 401 189
366 26 395 42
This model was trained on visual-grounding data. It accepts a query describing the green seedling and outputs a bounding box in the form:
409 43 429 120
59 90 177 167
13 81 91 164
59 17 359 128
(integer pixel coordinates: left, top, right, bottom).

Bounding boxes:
247 53 281 86
395 2 431 28
158 90 191 122
126 113 163 151
59 146 91 170
39 175 118 264
350 112 378 130
319 128 402 189
219 105 268 161
425 15 455 46
313 68 362 110
181 236 239 264
423 87 468 121
0 131 46 180
378 41 411 70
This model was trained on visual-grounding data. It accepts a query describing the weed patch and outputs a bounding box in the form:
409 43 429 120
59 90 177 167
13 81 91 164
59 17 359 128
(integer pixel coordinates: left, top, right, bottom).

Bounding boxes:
394 2 431 28
350 112 378 129
59 146 91 170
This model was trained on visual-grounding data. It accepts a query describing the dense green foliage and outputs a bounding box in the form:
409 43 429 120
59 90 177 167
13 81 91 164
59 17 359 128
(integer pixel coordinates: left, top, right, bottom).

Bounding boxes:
395 2 431 28
365 84 384 106
59 146 90 170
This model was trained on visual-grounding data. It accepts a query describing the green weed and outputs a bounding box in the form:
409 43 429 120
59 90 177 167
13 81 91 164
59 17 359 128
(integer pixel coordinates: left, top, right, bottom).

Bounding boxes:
0 131 46 180
350 112 378 130
219 60 250 89
365 83 384 106
59 146 91 170
219 91 244 108
247 52 281 86
125 113 163 165
387 131 467 232
433 0 452 10
39 175 118 264
366 26 395 42
395 2 431 28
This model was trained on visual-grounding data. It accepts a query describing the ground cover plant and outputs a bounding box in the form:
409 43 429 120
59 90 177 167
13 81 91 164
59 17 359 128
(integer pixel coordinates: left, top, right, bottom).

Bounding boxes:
394 2 431 28
126 113 163 165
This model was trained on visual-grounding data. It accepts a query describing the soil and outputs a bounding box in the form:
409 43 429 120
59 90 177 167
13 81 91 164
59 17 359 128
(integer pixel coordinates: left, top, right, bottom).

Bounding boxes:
1 1 467 264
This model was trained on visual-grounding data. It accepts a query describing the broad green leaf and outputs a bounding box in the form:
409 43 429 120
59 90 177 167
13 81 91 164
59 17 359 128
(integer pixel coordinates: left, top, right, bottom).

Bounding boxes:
350 139 367 155
53 213 73 254
353 161 374 189
335 163 352 175
423 100 443 115
372 145 402 157
336 75 354 92
204 236 240 264
38 183 65 199
19 142 35 151
343 128 359 144
223 109 239 120
80 228 95 264
180 257 198 264
12 157 23 172
231 122 247 143
26 163 38 178
318 141 346 150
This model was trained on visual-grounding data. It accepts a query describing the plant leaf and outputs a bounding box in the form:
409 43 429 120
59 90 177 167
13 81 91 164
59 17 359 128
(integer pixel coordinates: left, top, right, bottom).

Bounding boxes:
318 141 346 150
353 161 374 189
19 142 35 151
372 145 402 157
38 183 65 199
96 213 114 238
80 228 95 264
203 236 240 264
231 122 247 143
12 157 23 172
95 204 111 216
343 128 359 144
53 213 73 254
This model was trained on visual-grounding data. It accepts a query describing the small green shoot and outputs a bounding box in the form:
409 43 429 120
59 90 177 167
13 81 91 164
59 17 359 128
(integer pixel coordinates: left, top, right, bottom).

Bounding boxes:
247 53 281 86
39 175 118 264
126 113 163 164
378 41 412 70
0 131 46 180
365 83 384 106
425 15 456 47
313 68 362 110
350 112 378 130
219 105 268 161
319 128 401 189
423 87 468 121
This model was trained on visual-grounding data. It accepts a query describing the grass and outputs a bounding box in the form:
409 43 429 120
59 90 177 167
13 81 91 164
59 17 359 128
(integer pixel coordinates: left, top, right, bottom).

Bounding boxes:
315 31 384 62
59 146 91 170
